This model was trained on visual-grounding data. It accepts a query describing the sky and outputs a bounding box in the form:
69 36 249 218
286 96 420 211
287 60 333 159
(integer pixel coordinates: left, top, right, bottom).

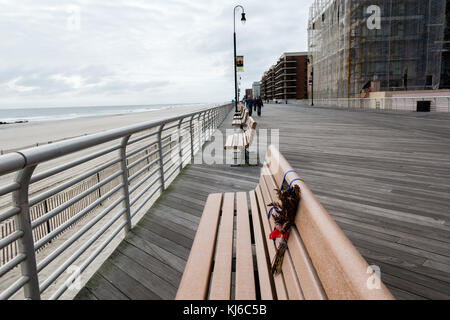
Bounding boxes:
0 0 314 108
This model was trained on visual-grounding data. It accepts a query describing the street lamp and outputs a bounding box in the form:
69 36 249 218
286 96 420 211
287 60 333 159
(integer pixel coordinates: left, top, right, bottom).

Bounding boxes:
307 57 314 106
234 5 246 113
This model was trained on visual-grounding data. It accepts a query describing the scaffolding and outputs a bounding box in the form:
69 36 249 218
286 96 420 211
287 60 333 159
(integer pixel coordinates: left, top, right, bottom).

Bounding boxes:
308 0 450 99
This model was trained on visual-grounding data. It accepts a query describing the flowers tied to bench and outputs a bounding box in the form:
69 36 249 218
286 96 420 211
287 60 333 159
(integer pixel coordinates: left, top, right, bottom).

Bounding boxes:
268 183 301 275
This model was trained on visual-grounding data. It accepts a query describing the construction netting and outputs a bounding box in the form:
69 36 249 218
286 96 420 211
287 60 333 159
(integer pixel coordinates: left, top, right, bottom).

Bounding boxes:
308 0 449 99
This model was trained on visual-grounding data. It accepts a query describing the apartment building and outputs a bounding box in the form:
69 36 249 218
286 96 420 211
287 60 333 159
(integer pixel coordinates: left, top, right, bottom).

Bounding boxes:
260 52 308 103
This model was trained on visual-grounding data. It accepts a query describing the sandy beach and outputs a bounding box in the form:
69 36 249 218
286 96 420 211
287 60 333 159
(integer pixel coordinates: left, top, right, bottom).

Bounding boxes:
0 104 219 153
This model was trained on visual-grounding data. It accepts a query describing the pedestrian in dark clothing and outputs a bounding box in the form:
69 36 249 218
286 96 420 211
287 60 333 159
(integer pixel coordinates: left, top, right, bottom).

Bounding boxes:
256 96 263 117
253 98 257 112
246 96 253 116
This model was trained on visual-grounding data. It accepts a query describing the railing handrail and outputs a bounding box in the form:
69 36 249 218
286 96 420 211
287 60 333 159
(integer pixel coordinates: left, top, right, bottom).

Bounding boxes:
0 104 226 176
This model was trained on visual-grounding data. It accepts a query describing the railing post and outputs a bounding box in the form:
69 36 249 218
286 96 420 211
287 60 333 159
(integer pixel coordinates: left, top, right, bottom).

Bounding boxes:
178 118 184 173
119 135 132 231
201 111 206 146
216 108 219 126
157 124 166 191
189 115 195 161
209 109 214 138
12 165 40 300
198 114 202 154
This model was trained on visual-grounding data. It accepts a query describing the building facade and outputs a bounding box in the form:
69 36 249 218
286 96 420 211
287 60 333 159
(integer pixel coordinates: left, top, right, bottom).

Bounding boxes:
308 0 450 100
245 88 253 99
260 52 308 102
252 82 261 98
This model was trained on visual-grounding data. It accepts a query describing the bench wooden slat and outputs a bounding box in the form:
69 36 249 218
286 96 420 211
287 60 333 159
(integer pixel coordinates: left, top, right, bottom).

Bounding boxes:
258 166 304 300
225 135 234 149
249 190 274 300
175 193 223 300
235 192 256 300
232 133 238 150
209 193 235 300
288 227 327 299
255 185 288 300
238 133 245 148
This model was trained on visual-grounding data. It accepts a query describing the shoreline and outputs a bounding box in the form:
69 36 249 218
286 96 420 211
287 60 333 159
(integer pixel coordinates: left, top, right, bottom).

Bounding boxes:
0 104 218 153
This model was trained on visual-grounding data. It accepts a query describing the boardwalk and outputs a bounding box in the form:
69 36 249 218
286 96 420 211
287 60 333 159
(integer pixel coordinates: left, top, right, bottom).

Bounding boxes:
75 104 450 300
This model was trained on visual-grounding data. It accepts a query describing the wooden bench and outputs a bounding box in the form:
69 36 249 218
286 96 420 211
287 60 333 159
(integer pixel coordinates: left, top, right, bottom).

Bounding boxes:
232 108 248 127
176 145 394 300
234 104 244 117
225 117 256 151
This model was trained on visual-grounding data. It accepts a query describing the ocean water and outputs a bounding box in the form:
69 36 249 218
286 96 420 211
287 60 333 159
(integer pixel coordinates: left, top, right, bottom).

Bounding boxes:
0 103 207 123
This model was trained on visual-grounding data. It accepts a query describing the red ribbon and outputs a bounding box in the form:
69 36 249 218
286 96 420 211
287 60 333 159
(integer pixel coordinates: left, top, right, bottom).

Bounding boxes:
269 227 290 241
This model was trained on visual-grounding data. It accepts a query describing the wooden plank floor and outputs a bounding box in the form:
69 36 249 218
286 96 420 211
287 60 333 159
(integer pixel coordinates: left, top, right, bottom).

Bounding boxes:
75 104 450 300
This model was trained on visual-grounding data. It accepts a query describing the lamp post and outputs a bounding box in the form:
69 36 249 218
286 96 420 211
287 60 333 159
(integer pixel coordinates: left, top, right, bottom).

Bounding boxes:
307 57 314 106
234 5 246 113
311 67 314 106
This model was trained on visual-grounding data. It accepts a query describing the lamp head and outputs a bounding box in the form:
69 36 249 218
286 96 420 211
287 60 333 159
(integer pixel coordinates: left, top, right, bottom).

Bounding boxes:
241 12 246 24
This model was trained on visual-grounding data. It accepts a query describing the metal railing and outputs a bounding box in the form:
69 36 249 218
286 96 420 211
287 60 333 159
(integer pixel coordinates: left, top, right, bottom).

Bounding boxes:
0 103 233 300
304 96 450 112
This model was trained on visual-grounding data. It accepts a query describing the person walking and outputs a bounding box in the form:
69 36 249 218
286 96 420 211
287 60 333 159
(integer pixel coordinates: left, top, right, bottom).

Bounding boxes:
246 96 253 116
253 97 257 112
256 96 263 117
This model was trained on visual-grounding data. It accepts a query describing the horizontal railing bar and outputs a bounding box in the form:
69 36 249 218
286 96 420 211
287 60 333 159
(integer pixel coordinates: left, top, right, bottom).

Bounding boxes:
129 167 160 195
130 176 161 207
0 182 20 197
0 106 224 173
34 181 124 251
0 276 29 300
127 130 158 145
126 140 158 159
161 122 180 131
31 170 123 229
29 157 121 207
130 186 162 219
165 166 179 182
128 157 160 183
163 160 177 174
161 140 175 152
0 253 26 278
39 207 126 293
36 193 125 272
0 230 23 251
50 219 128 300
161 148 173 161
0 207 20 224
126 148 159 171
181 153 191 164
30 144 121 184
